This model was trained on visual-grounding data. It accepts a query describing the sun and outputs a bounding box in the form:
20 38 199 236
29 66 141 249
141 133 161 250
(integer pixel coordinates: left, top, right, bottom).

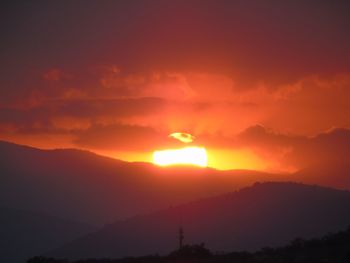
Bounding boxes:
153 146 208 167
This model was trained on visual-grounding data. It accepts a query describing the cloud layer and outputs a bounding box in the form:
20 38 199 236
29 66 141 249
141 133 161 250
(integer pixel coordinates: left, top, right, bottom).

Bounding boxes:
1 1 350 171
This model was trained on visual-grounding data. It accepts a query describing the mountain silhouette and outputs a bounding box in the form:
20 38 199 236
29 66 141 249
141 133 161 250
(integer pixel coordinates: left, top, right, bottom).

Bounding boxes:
0 206 95 263
29 226 350 263
47 182 350 260
0 140 286 225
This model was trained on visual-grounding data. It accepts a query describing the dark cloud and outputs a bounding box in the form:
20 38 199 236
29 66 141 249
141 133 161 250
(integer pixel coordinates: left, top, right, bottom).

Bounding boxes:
73 123 180 151
1 1 350 97
0 97 166 130
55 97 166 119
287 128 350 168
232 125 350 169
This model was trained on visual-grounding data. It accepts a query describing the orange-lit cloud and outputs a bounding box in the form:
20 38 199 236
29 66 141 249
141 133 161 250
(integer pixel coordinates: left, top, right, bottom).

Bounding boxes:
1 70 350 171
169 132 195 143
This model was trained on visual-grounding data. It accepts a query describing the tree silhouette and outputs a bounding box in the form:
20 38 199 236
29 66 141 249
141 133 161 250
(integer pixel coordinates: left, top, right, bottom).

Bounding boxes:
27 256 68 263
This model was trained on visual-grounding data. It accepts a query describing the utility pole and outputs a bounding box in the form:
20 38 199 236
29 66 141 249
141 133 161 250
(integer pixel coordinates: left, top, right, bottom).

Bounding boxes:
179 226 184 249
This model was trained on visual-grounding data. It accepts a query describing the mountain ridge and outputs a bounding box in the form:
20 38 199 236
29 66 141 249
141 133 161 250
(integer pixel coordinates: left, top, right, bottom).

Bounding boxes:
0 140 287 225
0 206 96 263
48 181 350 260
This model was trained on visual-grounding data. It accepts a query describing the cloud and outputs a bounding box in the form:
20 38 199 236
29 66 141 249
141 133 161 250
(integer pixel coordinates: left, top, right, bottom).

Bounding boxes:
2 69 350 169
0 97 166 131
3 63 350 137
43 69 70 81
287 128 350 168
233 125 350 170
169 132 195 143
2 1 350 104
73 123 181 151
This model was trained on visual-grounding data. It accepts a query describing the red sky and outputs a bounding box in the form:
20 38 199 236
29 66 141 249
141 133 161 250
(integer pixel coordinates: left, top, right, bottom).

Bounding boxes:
1 0 350 171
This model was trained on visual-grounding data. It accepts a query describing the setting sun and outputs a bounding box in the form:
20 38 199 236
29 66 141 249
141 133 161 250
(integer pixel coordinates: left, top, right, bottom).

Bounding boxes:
153 147 208 167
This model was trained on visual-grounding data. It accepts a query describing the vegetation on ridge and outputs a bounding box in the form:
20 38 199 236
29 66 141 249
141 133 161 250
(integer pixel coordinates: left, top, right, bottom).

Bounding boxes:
28 225 350 263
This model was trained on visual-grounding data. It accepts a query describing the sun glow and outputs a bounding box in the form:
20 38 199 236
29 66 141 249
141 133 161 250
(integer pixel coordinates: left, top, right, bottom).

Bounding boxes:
153 147 208 167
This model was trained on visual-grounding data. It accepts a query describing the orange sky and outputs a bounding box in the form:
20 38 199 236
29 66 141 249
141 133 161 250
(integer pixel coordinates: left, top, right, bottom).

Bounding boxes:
1 1 350 172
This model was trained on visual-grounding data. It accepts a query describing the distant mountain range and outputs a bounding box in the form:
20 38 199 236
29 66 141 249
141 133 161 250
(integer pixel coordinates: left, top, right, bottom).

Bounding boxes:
1 141 350 262
47 182 350 260
0 206 95 263
0 140 287 225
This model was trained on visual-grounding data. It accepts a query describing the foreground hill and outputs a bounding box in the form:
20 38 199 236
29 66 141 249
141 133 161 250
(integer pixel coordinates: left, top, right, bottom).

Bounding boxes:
0 140 285 225
48 182 350 260
0 207 95 263
30 226 350 263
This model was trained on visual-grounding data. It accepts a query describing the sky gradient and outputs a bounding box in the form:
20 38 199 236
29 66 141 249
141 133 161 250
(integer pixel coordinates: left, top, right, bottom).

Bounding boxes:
1 0 350 171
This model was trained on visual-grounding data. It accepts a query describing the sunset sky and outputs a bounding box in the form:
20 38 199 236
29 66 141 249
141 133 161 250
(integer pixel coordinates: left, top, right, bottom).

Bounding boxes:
1 0 350 171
